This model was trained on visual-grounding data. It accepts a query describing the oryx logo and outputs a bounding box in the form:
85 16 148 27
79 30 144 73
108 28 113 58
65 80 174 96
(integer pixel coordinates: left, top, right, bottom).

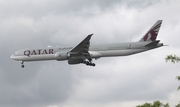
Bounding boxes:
143 22 161 41
143 33 152 41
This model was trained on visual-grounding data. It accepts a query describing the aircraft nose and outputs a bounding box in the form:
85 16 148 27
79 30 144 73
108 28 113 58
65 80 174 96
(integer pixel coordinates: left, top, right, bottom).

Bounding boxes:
10 54 16 60
10 54 21 61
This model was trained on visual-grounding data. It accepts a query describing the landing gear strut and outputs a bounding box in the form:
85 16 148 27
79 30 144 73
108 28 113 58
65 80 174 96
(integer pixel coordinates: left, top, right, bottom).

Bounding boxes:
21 61 25 68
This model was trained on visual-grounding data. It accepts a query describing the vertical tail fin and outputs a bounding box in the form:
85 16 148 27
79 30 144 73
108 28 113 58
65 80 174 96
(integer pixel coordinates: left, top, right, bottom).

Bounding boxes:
139 20 163 42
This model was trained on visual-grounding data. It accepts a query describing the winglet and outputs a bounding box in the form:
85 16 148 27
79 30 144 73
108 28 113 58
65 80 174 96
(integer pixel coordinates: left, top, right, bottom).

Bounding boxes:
139 20 163 42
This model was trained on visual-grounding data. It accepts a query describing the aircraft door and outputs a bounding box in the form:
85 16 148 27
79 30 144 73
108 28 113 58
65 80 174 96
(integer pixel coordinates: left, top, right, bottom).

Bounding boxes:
128 44 134 49
128 45 132 49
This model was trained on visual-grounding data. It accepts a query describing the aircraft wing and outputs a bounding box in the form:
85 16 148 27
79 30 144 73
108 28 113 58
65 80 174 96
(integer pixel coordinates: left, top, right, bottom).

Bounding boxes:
70 34 93 56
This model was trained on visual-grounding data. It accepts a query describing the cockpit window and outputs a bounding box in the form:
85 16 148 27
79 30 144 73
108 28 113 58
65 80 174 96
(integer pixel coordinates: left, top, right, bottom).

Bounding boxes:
14 49 27 55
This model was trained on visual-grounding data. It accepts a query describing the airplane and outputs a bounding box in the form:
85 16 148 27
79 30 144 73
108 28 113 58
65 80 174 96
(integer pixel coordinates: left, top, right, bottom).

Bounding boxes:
11 20 164 68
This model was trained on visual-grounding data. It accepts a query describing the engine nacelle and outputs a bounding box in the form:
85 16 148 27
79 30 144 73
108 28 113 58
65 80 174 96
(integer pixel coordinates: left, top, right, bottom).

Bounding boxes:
55 52 70 61
89 51 102 58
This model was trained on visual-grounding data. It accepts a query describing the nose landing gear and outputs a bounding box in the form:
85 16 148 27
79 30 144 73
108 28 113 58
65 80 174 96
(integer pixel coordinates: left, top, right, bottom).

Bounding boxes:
21 61 25 68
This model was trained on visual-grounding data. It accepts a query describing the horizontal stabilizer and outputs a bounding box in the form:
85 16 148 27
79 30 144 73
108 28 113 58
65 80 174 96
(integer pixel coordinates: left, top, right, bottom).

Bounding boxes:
145 40 160 47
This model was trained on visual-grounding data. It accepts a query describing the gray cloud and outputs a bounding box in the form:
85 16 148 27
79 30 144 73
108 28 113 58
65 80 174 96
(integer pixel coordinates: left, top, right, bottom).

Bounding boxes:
0 0 160 19
0 61 78 107
69 54 179 103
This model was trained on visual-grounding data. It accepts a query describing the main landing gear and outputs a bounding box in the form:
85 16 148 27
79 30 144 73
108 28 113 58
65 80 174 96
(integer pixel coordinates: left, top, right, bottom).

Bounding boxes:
80 60 96 67
21 61 25 68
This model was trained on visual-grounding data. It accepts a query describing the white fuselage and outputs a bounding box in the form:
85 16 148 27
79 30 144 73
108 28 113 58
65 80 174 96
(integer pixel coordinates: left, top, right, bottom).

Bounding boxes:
10 42 163 62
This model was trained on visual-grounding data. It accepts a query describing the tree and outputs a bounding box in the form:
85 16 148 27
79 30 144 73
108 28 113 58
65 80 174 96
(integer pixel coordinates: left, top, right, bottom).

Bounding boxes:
176 104 180 107
136 102 152 107
166 55 180 63
176 76 180 90
164 103 170 107
175 102 180 107
136 101 169 107
166 55 180 90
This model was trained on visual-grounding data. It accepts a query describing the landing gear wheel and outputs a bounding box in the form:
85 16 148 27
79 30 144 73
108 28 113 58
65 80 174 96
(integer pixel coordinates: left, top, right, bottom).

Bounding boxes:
92 63 95 67
86 62 90 66
21 65 24 68
82 60 96 67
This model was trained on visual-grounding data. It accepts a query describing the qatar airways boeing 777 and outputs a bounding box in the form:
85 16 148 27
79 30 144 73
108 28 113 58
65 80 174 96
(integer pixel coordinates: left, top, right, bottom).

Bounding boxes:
11 20 164 68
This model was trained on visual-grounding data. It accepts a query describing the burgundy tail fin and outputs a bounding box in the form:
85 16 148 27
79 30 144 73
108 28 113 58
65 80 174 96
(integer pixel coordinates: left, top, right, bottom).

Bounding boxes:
139 20 162 42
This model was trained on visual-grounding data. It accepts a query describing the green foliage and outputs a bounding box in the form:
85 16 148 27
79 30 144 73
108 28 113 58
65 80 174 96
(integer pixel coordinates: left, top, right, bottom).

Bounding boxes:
177 76 180 90
152 101 162 107
136 102 152 107
165 55 180 63
136 101 169 107
175 102 180 107
164 103 170 107
177 76 180 81
165 55 180 90
178 86 180 90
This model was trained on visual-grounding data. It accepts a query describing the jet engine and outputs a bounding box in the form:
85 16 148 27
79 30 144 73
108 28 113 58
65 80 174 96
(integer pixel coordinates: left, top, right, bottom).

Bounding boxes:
55 52 70 61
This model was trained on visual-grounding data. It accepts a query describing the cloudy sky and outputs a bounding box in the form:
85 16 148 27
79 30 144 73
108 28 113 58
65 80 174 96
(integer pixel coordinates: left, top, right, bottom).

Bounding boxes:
0 0 180 107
